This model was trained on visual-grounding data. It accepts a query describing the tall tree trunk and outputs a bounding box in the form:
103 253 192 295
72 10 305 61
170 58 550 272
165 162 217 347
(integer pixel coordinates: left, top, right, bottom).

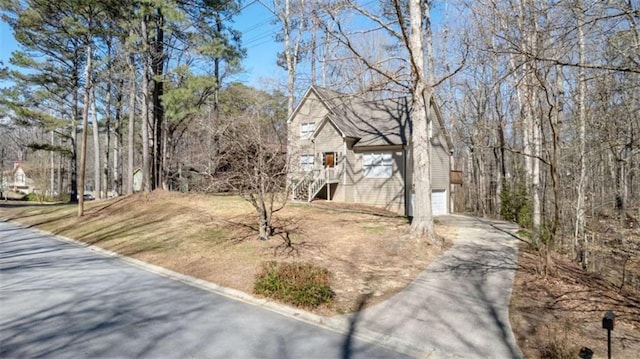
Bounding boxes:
280 0 302 118
91 87 101 199
532 99 542 238
141 15 151 193
114 77 123 195
407 0 435 239
321 28 329 87
548 65 562 243
285 5 295 117
518 2 534 193
491 31 506 216
127 51 136 195
524 0 542 241
213 12 222 120
105 102 111 196
57 138 63 198
574 0 587 258
70 60 79 203
103 39 112 197
310 2 318 86
152 7 164 190
50 131 54 197
78 43 92 216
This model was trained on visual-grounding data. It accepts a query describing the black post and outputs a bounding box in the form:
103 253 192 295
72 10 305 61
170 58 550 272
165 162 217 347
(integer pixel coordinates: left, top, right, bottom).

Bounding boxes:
602 310 615 359
607 328 612 359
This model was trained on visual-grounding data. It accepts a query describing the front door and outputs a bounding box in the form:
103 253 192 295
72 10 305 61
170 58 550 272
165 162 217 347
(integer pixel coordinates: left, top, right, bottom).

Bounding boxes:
324 153 335 168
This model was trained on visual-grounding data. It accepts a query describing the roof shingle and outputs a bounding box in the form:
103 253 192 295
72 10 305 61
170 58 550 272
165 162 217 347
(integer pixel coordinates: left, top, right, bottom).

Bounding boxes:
312 86 411 147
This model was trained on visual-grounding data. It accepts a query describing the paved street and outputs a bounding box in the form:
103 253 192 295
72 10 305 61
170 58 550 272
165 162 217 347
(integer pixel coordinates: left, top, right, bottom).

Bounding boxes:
0 221 410 359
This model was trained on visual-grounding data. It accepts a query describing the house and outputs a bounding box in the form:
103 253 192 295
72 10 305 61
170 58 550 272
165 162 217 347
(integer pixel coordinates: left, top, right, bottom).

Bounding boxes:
1 161 36 195
288 86 453 216
133 168 142 192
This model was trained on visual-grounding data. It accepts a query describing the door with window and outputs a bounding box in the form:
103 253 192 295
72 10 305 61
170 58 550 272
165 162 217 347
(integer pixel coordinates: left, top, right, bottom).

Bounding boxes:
323 152 336 180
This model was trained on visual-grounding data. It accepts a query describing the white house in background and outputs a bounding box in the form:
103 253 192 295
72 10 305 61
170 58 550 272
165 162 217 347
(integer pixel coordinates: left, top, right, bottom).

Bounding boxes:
132 168 143 192
288 86 454 216
1 161 36 194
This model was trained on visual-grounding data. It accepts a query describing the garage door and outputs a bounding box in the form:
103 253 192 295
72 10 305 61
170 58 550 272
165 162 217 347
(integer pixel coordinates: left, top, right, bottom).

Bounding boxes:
407 190 448 217
431 190 447 216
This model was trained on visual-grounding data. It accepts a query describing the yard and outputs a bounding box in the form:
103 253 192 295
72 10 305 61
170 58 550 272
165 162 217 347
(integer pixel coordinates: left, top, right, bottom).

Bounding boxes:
0 190 453 315
3 191 639 357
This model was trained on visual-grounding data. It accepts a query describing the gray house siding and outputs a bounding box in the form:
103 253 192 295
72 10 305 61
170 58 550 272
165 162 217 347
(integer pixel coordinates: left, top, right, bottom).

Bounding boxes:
351 148 405 214
288 90 329 173
314 120 343 154
343 139 358 203
429 102 450 192
430 144 450 191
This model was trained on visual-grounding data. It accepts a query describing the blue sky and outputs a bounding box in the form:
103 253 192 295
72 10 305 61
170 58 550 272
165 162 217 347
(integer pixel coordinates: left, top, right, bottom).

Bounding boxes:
228 2 284 87
1 2 450 90
0 20 18 71
0 1 284 89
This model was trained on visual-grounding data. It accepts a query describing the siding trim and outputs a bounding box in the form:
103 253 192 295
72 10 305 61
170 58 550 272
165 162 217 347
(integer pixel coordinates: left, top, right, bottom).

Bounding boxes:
353 144 404 153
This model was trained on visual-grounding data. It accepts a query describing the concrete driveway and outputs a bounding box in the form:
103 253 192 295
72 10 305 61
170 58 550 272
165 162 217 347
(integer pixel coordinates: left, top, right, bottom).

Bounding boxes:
342 215 523 358
0 221 411 359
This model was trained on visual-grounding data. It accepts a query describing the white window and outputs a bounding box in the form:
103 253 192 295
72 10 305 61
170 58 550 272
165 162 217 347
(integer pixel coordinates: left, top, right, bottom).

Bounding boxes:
299 155 314 172
363 152 393 178
300 122 315 139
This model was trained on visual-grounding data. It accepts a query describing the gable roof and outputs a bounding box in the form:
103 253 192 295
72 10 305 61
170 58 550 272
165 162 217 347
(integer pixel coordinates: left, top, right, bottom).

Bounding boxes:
310 86 411 147
299 85 453 151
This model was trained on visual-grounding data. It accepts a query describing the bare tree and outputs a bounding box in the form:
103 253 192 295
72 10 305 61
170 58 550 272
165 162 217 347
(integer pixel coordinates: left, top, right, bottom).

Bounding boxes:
574 0 587 257
220 115 288 240
405 0 435 238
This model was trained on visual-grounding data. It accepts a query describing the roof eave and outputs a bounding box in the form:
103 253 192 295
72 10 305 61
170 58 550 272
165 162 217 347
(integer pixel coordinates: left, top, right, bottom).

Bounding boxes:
309 114 348 140
430 97 454 152
285 86 315 124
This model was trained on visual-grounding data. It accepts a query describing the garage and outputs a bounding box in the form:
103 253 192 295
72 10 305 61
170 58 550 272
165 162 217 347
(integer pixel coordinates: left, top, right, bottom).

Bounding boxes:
407 190 448 217
431 190 448 216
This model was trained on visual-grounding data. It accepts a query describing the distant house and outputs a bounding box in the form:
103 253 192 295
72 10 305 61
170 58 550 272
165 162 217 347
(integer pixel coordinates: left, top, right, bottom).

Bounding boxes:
1 161 36 195
288 86 453 216
133 168 142 192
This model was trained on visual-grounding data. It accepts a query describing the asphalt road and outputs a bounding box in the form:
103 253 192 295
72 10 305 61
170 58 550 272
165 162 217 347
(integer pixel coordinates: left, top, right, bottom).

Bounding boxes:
0 221 411 359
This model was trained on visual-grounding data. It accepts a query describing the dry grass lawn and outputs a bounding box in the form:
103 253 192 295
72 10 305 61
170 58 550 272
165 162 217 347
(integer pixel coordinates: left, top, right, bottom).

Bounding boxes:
0 191 453 316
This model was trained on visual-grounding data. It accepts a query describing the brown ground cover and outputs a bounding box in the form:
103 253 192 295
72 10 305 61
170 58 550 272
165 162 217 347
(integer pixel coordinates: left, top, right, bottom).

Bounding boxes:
0 191 453 316
509 246 640 358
